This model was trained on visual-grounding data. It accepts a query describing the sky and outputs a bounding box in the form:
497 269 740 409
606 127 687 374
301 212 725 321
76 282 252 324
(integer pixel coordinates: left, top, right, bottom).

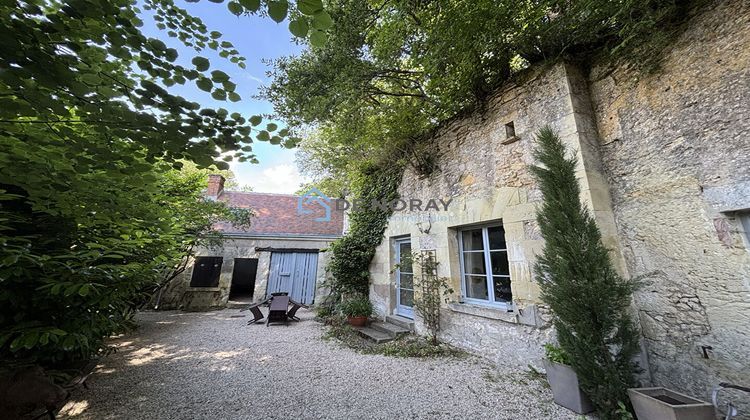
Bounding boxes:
139 1 308 193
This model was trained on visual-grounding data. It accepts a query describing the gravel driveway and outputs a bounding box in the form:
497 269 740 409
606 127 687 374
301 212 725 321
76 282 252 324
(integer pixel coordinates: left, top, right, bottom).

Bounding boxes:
59 309 581 419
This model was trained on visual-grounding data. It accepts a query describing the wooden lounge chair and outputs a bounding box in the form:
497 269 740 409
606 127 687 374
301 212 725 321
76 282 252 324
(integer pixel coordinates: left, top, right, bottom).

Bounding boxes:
242 298 270 325
287 298 308 322
287 303 302 322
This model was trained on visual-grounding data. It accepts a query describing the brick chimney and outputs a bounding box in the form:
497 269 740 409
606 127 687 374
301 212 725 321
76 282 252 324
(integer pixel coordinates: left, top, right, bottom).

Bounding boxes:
206 174 225 199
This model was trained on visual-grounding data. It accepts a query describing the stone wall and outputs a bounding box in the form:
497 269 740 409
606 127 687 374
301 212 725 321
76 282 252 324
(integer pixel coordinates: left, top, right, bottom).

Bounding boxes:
368 62 620 369
368 0 750 404
160 236 334 310
588 0 750 405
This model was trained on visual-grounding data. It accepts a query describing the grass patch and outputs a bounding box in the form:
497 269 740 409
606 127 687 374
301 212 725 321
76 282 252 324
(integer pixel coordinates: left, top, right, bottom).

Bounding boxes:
321 315 465 358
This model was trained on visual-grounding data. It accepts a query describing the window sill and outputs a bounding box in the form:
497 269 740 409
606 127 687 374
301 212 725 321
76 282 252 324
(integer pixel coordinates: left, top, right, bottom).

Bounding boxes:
448 302 516 323
501 135 520 145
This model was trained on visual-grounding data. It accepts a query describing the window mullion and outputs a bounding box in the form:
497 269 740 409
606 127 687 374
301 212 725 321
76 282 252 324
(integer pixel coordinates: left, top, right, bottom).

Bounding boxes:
458 231 466 299
482 228 493 303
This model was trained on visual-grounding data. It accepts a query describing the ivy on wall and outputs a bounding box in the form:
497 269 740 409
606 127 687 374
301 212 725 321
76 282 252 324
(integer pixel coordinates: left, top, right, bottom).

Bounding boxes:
326 160 405 297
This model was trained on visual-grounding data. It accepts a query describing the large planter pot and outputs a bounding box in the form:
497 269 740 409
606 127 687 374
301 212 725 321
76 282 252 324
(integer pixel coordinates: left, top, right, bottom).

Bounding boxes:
347 316 368 327
544 360 594 414
628 387 715 420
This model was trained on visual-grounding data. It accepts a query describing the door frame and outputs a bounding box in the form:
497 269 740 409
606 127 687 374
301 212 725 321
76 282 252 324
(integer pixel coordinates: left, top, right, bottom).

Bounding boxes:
229 258 258 298
394 237 414 319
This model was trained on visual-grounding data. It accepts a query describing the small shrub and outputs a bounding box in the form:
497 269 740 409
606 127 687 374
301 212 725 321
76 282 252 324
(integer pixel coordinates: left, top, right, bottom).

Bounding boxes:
315 305 334 319
339 295 373 318
322 315 364 346
615 401 635 420
543 343 571 366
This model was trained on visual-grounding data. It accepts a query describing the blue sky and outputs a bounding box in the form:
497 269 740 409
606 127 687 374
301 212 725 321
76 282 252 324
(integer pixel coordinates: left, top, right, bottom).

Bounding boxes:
140 1 307 193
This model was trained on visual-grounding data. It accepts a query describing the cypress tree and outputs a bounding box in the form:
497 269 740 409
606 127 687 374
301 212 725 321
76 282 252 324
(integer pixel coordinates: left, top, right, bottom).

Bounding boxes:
531 126 640 418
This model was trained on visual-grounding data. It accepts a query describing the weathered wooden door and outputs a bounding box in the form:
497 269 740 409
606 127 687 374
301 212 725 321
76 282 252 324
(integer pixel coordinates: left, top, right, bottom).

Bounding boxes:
267 252 319 304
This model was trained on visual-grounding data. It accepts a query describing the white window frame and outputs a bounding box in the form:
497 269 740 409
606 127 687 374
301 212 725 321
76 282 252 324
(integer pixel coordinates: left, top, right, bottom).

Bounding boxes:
739 211 750 249
394 236 414 319
458 224 512 309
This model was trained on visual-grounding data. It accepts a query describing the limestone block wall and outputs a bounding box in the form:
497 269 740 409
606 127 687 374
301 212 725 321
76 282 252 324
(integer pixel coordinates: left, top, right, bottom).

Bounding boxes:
589 0 750 404
160 236 335 310
369 62 620 368
366 1 749 399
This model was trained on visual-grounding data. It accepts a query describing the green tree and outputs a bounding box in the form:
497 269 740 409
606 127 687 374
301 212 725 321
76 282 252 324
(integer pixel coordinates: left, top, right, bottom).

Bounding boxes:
175 160 248 191
267 0 704 193
0 0 333 168
0 122 252 365
145 165 254 309
0 0 328 367
531 127 640 419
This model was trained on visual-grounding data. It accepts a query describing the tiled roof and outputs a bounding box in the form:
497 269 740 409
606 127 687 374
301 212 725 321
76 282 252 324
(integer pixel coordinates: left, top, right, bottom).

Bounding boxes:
214 191 344 237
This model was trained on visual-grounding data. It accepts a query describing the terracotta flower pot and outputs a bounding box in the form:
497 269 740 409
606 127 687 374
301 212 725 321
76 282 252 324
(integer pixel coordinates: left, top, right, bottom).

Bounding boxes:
347 316 368 327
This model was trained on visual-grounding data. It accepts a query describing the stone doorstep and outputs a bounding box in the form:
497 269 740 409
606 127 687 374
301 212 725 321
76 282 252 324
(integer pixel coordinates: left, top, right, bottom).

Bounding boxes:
370 321 411 337
226 301 248 309
355 317 414 344
385 315 416 332
354 327 393 344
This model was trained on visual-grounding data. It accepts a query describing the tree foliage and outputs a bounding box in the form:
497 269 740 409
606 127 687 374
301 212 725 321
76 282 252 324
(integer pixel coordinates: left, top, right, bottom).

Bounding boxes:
267 0 704 193
531 127 640 419
0 0 332 169
0 136 250 365
0 0 329 367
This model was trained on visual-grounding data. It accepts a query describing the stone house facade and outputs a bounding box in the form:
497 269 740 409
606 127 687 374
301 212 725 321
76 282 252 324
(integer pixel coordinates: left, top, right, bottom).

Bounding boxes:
368 0 749 406
160 175 344 310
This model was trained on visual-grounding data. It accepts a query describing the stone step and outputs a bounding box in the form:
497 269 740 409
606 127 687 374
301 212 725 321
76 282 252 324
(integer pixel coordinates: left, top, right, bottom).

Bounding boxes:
370 321 410 337
385 315 415 332
226 300 255 309
354 327 393 344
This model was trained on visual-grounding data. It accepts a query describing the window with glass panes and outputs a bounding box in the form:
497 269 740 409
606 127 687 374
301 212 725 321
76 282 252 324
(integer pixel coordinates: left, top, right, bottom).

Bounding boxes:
458 225 512 305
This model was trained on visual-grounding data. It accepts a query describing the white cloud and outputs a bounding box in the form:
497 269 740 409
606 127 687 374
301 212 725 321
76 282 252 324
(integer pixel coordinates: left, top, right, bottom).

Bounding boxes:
241 73 266 84
228 143 309 194
241 163 306 194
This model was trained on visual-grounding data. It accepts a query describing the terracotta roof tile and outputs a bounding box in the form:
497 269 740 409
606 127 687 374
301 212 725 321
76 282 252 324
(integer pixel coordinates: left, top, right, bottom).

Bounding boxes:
214 191 344 237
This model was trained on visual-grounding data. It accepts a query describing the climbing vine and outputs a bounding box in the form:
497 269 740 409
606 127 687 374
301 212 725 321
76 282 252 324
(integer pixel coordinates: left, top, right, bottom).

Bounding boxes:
326 159 405 298
412 251 453 345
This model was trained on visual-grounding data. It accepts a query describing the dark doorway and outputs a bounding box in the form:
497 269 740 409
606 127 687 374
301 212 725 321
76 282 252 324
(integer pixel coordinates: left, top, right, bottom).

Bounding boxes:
190 257 223 287
230 258 258 300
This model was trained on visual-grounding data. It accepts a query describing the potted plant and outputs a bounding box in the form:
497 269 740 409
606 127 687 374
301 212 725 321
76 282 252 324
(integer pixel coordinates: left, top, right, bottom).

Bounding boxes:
339 295 373 327
627 387 714 420
543 344 594 414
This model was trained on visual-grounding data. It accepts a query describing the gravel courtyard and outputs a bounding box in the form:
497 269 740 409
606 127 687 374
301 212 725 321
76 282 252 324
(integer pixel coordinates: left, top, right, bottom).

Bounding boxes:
59 309 581 419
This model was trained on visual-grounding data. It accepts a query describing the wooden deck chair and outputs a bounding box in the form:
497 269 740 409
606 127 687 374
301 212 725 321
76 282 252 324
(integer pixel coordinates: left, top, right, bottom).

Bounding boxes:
242 298 270 325
287 298 308 322
287 302 302 322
